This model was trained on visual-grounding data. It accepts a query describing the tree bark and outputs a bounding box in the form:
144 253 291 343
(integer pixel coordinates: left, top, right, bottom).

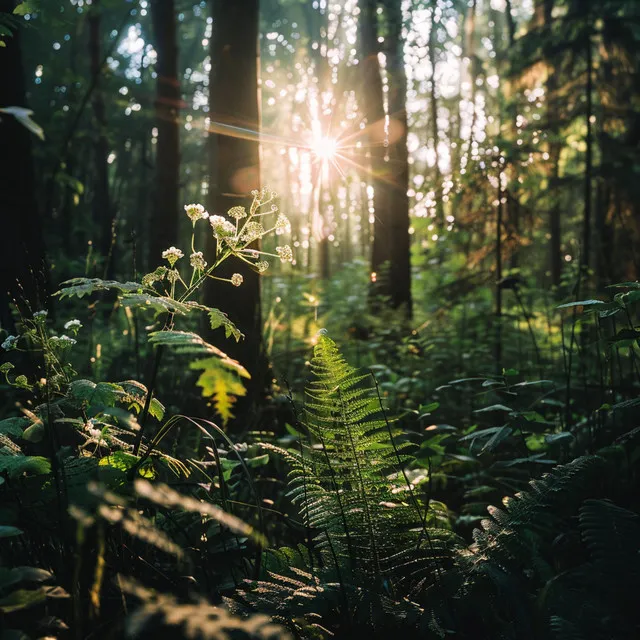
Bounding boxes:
544 0 562 287
428 4 444 226
384 0 412 316
88 0 114 274
582 8 593 273
149 0 180 270
205 0 267 428
360 0 390 286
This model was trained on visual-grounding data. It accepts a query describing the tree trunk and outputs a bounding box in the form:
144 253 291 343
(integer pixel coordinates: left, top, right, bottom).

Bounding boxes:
149 0 180 269
544 0 562 288
88 0 114 274
384 0 412 316
205 0 266 428
582 9 593 273
0 1 49 324
360 0 390 288
428 4 444 226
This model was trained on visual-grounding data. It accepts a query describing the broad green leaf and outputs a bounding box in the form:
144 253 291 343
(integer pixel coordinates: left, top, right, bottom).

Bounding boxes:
98 451 155 478
0 455 50 478
68 379 124 408
0 417 28 438
56 278 142 299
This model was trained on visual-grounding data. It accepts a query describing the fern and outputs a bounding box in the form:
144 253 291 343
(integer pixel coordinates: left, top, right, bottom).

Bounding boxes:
236 333 457 636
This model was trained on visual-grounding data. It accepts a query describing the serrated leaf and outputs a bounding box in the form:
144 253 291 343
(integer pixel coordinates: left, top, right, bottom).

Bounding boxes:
151 331 249 377
208 308 243 342
121 294 193 315
191 361 247 425
0 417 28 438
56 278 142 299
68 379 124 408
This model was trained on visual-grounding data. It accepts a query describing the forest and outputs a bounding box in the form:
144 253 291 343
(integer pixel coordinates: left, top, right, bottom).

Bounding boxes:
0 0 639 637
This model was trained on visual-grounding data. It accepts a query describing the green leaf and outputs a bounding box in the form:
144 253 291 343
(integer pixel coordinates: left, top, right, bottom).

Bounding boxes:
0 456 50 479
21 418 44 443
208 308 243 342
56 278 142 299
0 417 29 438
0 106 44 140
121 294 193 315
99 451 155 478
557 299 607 309
118 380 165 421
68 379 124 408
13 3 34 16
190 359 247 425
474 404 514 413
150 331 249 377
0 526 23 538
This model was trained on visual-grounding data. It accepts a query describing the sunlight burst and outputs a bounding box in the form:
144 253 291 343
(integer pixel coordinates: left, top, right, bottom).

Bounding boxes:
312 135 338 162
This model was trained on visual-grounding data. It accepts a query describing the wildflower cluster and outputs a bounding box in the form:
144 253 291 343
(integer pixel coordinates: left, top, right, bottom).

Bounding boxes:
149 187 293 297
1 309 81 394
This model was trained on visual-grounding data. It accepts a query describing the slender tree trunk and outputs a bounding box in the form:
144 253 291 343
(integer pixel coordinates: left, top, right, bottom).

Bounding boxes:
496 170 503 374
149 0 180 268
0 1 49 324
360 0 390 287
205 0 267 428
88 0 114 275
428 3 444 226
384 0 412 316
544 0 562 287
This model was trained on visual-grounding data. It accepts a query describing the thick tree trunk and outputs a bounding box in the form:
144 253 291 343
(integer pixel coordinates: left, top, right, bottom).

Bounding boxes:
384 0 412 316
205 0 267 428
88 0 114 274
149 0 180 269
0 1 49 324
360 0 390 286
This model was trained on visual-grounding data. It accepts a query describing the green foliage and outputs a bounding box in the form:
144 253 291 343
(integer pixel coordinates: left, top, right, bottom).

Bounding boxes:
56 277 143 299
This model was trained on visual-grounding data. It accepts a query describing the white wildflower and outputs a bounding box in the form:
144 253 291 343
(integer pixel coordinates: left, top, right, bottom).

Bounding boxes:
241 221 265 243
227 206 247 220
162 246 183 267
64 319 82 331
190 251 207 271
231 273 243 287
33 310 48 322
275 213 290 231
256 260 269 273
276 245 293 263
50 335 77 348
166 269 180 284
209 215 236 238
1 335 18 350
184 203 208 224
